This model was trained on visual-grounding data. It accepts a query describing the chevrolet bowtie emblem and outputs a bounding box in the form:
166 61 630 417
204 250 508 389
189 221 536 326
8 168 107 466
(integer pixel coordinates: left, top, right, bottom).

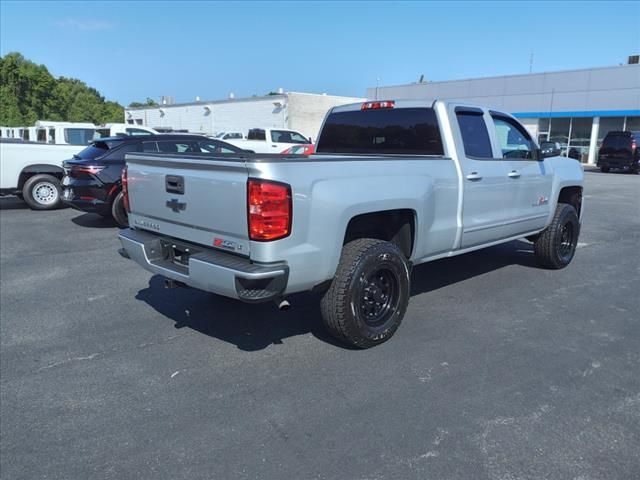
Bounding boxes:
166 198 187 213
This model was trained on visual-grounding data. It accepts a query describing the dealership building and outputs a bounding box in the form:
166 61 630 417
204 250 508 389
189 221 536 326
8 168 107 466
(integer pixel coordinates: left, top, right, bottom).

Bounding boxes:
368 62 640 164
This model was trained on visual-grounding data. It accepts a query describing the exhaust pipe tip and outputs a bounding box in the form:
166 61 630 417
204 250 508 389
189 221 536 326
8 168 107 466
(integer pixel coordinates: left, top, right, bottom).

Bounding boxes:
277 299 291 311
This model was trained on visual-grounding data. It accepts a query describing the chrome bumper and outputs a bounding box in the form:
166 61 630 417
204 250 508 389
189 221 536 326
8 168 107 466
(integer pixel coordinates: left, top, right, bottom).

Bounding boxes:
118 228 288 303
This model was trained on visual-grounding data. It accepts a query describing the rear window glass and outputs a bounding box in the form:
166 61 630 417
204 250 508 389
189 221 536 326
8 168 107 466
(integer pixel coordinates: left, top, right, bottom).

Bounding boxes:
603 134 629 148
316 107 444 155
248 129 266 141
75 140 125 159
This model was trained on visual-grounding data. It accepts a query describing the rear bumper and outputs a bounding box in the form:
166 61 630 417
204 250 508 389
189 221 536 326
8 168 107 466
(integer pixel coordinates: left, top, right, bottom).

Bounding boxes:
63 196 112 215
118 228 288 303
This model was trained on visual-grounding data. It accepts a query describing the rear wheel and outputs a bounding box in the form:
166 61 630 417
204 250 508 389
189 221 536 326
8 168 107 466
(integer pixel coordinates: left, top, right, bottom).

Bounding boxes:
600 166 610 173
534 203 580 269
320 239 410 348
22 174 62 210
111 191 128 227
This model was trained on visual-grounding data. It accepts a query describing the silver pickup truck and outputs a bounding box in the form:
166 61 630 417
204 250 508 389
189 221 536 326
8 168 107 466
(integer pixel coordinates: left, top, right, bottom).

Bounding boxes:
118 99 584 348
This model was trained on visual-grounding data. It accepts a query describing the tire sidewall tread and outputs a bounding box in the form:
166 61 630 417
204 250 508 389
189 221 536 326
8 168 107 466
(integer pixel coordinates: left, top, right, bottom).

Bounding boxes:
22 174 62 210
534 203 580 269
320 239 410 348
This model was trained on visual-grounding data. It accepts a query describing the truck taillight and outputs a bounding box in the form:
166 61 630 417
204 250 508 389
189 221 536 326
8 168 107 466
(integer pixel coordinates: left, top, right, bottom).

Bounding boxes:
361 100 395 110
247 179 291 241
121 166 130 213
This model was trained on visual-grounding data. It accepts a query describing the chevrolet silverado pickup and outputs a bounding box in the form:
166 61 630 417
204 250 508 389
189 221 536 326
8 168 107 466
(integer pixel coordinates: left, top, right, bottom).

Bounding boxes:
118 99 584 348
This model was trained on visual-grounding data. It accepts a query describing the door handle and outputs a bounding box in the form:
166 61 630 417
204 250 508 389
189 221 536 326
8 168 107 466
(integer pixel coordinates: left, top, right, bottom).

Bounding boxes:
466 172 483 181
508 170 521 179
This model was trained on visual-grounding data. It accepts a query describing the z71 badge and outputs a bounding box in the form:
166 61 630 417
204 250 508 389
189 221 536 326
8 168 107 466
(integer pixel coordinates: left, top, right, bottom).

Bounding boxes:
533 195 549 206
213 238 243 252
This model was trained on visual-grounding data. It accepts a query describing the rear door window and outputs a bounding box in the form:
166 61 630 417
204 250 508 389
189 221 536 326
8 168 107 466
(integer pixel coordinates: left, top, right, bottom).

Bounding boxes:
456 112 493 158
316 107 444 155
271 130 308 144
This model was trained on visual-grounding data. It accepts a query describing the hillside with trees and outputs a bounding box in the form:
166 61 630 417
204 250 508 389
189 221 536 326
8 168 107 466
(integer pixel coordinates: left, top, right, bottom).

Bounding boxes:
0 52 124 127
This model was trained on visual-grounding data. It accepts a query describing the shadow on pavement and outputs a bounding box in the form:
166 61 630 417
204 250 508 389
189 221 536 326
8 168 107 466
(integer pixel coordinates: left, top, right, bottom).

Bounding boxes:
71 213 119 228
135 239 540 351
0 197 29 210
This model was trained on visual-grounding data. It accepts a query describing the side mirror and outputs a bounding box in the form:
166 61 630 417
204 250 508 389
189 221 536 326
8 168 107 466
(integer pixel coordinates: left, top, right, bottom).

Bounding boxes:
540 141 561 158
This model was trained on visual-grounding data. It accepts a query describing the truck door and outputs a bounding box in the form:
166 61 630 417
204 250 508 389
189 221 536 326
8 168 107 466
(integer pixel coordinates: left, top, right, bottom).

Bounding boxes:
454 107 510 248
489 113 552 237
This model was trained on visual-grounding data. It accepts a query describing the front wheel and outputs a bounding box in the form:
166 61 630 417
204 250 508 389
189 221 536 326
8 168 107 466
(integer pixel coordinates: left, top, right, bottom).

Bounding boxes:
22 174 62 210
320 239 410 348
600 166 610 173
111 191 128 227
534 203 580 269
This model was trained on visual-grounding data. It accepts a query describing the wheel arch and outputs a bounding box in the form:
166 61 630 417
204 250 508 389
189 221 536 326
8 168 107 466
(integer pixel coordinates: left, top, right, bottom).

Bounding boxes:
557 185 583 217
18 164 64 190
343 209 417 259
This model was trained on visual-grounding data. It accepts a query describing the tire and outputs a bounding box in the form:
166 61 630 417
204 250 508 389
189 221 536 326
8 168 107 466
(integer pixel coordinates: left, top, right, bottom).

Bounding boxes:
600 166 610 173
534 203 580 269
22 174 62 210
320 239 410 348
111 191 128 227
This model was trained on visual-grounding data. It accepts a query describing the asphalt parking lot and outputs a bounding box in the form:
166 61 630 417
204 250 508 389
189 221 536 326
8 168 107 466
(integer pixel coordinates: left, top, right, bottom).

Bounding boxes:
1 169 638 480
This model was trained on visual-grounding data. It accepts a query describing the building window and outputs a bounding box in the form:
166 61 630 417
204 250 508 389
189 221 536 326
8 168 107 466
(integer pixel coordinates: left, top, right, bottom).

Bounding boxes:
537 118 550 143
568 118 592 162
625 116 640 131
549 118 571 154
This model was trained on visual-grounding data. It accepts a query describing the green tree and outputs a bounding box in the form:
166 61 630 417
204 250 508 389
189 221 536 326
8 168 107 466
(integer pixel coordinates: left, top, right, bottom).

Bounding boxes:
0 52 124 127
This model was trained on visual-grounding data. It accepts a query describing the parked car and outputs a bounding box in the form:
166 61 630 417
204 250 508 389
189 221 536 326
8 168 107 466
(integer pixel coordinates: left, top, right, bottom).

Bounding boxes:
225 128 311 153
62 134 247 226
0 139 84 209
94 123 158 138
282 144 315 155
597 131 640 173
118 99 584 348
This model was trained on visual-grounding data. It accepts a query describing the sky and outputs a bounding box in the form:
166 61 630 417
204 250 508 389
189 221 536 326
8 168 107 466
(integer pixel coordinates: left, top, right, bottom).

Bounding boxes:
1 1 638 106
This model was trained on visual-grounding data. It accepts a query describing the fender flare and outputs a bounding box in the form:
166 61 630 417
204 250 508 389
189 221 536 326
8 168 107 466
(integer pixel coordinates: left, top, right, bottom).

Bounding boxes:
18 164 65 189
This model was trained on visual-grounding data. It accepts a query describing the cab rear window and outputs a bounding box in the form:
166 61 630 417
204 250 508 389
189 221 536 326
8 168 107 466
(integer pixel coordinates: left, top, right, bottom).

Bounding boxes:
316 107 444 155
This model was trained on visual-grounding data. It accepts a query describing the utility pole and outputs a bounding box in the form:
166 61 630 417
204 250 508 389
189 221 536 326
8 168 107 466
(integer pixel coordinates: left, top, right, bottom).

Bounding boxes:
375 77 380 100
529 52 534 73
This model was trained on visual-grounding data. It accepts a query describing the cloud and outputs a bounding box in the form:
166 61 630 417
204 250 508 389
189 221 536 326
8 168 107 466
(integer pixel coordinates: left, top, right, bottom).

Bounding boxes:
55 18 114 31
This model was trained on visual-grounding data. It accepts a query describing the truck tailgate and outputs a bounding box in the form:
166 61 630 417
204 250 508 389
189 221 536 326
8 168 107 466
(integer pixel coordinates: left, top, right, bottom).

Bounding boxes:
125 153 250 255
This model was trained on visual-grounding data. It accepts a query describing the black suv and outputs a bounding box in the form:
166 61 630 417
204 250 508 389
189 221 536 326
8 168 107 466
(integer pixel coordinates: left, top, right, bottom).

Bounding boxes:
62 134 247 226
597 131 640 173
